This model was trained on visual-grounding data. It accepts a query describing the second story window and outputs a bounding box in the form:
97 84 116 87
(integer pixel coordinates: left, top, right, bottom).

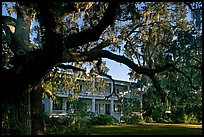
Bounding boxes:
123 85 128 90
53 100 63 110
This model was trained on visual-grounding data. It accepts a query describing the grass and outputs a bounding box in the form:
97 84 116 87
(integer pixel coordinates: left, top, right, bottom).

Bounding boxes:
89 123 202 135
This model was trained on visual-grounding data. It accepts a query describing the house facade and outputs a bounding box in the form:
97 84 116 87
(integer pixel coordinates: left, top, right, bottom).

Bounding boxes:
42 77 140 122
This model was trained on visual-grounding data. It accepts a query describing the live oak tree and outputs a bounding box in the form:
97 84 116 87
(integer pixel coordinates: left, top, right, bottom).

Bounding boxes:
1 2 202 135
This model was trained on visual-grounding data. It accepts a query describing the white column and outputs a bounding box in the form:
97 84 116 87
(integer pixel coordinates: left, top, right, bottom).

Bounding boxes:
140 86 143 120
64 101 67 111
62 99 66 111
111 81 113 93
110 98 114 116
127 84 130 98
92 97 95 113
110 80 114 116
103 104 105 114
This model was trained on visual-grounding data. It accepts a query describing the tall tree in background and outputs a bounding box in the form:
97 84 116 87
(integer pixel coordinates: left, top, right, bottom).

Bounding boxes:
1 2 202 135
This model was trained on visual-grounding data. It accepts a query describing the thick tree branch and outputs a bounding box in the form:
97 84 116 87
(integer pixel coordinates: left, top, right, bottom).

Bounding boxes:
63 49 154 76
89 49 154 77
153 63 175 74
56 64 85 72
64 2 119 49
149 75 166 102
35 2 64 68
12 4 36 55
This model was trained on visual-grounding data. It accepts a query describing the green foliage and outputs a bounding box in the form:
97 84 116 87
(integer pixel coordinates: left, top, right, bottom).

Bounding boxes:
45 114 91 135
121 98 141 116
151 109 162 122
90 114 115 125
120 115 141 124
145 117 154 123
182 114 198 124
44 99 92 135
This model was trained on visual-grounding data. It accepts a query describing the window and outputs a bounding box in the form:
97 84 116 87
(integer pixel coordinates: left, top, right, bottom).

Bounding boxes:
53 98 63 110
123 85 128 90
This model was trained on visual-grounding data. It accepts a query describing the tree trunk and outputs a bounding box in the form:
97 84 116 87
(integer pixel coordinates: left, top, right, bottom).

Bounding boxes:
1 77 31 135
31 87 45 135
16 89 32 135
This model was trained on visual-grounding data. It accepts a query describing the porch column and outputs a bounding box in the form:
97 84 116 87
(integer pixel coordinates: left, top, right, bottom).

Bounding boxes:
128 83 130 98
110 98 114 116
49 99 53 115
110 80 114 116
92 97 95 113
64 101 67 111
62 99 66 111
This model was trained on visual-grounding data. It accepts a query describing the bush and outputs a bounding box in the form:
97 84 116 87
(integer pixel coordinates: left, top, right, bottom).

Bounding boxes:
90 114 115 125
145 116 154 123
45 115 91 135
120 115 141 124
45 117 68 135
65 115 91 135
151 109 161 122
182 114 198 124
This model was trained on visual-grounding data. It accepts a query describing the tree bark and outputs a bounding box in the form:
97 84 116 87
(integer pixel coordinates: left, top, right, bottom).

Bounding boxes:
2 87 31 135
17 88 32 134
31 87 45 135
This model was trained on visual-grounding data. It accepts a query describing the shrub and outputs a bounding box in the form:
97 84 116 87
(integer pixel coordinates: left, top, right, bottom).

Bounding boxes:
45 115 91 135
151 109 161 122
145 116 154 123
183 114 198 124
120 116 129 123
90 114 115 125
120 115 141 124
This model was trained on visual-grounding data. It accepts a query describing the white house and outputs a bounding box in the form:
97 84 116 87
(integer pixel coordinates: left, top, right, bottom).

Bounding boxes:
42 77 140 122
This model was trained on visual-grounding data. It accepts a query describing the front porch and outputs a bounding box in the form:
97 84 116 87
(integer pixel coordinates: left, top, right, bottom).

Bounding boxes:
43 96 122 122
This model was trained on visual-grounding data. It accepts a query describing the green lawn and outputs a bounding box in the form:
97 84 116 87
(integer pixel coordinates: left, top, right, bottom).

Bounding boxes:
89 123 202 135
